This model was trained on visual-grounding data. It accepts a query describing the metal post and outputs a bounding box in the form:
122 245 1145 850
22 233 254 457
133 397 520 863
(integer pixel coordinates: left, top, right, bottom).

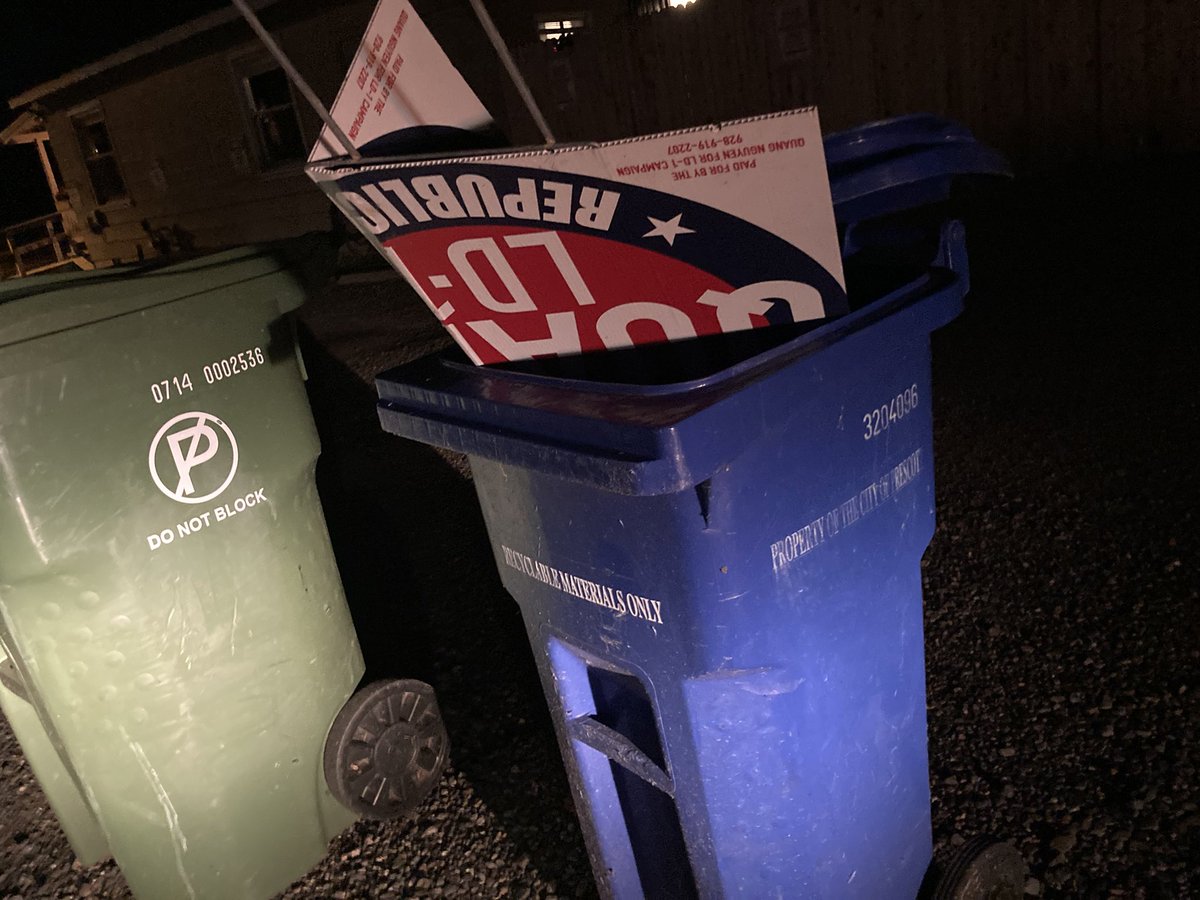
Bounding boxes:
229 0 362 160
467 0 556 145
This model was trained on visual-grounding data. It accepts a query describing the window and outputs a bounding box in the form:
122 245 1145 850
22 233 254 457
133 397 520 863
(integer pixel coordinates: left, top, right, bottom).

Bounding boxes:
536 14 587 44
71 107 127 205
239 62 306 168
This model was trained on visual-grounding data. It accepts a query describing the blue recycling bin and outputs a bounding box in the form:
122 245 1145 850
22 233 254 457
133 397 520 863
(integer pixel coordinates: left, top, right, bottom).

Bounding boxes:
374 119 1003 898
377 224 967 898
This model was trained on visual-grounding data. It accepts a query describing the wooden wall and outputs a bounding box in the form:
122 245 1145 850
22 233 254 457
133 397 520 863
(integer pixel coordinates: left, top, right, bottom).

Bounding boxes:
498 0 1200 172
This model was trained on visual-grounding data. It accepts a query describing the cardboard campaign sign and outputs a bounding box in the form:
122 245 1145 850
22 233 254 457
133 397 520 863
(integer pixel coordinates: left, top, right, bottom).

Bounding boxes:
307 2 847 365
307 0 494 162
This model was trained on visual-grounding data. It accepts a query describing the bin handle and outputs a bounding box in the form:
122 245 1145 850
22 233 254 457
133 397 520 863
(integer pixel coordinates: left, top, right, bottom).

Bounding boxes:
936 220 970 293
841 218 969 292
0 656 30 703
378 225 970 496
567 714 675 796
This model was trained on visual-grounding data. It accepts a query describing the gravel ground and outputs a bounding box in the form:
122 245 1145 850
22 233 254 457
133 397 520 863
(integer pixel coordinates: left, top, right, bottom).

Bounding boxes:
2 157 1197 898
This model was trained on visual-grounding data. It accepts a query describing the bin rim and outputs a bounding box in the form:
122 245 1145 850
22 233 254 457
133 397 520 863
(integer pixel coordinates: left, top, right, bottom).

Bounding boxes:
379 218 967 402
377 254 965 495
0 242 322 352
403 265 952 402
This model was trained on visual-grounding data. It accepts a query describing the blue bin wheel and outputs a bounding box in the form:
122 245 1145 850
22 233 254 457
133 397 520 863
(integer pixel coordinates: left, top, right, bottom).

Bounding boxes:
323 679 449 820
931 836 1027 900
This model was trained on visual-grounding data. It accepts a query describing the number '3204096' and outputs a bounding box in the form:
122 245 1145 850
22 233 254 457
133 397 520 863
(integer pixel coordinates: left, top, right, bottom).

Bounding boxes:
863 384 918 440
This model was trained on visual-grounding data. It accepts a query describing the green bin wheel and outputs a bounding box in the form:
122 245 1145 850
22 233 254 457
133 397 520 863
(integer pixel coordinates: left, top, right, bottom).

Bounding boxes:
323 679 449 820
931 835 1027 900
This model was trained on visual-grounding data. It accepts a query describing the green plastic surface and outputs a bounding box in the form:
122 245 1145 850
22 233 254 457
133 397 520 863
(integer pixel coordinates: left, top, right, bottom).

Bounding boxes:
0 656 112 865
0 245 363 899
0 245 316 349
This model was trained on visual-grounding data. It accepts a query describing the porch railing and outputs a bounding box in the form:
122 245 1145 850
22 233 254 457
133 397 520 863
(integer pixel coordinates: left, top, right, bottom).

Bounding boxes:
0 212 92 280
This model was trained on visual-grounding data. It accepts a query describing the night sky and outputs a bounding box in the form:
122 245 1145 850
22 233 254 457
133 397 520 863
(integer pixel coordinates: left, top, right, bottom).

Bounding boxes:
0 0 229 226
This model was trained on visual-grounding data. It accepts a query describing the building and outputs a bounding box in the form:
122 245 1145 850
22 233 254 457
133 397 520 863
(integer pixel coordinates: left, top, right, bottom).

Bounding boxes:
6 0 1194 276
1 0 646 274
3 0 386 269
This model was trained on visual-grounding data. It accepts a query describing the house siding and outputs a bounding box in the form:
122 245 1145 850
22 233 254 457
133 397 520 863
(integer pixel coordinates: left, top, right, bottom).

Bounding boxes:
43 2 376 265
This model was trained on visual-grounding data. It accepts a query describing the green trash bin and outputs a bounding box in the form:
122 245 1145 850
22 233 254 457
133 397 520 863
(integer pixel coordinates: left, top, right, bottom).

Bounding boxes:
0 246 448 899
1 645 111 865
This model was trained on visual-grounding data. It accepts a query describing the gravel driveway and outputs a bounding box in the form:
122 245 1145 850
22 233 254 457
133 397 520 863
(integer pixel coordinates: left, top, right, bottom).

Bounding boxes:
2 158 1197 899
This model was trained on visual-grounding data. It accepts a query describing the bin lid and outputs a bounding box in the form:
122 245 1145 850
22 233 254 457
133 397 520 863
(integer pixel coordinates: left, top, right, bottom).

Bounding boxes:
824 114 977 170
824 115 1011 231
830 141 1011 225
0 240 329 351
0 263 151 299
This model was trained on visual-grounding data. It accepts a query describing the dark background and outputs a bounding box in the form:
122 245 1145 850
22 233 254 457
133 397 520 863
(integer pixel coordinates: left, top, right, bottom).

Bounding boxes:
4 157 1198 898
0 1 228 225
2 2 1197 897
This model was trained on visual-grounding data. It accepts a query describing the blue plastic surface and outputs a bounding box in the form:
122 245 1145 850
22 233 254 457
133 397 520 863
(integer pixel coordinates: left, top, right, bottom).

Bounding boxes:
377 215 970 897
826 115 1011 229
824 113 975 169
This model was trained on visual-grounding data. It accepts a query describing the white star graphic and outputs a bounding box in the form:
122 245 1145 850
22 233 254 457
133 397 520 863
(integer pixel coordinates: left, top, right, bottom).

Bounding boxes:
643 214 695 246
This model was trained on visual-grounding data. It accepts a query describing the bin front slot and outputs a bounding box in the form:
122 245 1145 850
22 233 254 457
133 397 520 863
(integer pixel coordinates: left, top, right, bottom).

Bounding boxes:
550 640 699 899
597 748 698 900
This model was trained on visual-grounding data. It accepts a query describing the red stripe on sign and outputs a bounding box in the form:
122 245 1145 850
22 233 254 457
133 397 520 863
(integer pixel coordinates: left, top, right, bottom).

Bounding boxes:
386 225 738 364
